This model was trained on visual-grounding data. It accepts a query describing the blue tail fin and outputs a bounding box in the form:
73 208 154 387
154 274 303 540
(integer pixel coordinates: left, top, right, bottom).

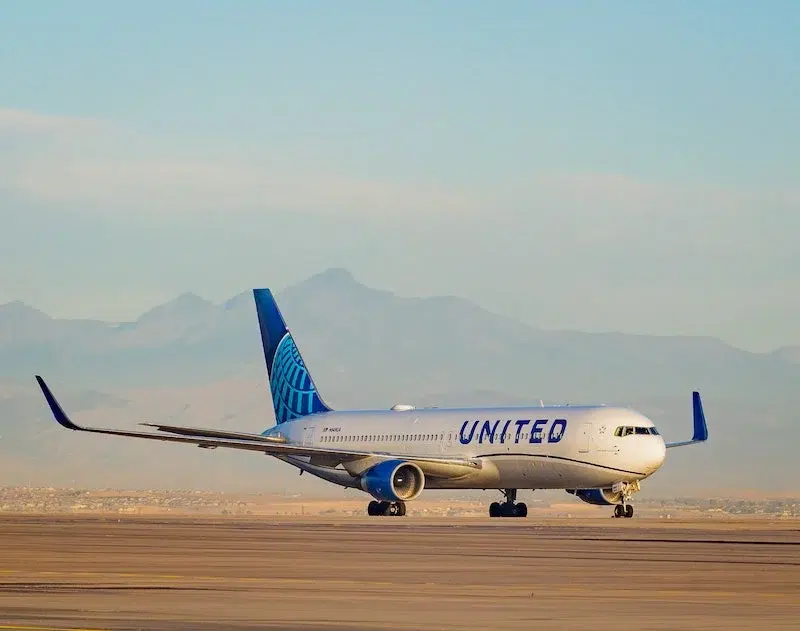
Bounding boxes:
253 288 332 424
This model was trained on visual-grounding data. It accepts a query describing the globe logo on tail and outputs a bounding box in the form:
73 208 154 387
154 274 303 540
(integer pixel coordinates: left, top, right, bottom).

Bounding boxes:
270 333 323 424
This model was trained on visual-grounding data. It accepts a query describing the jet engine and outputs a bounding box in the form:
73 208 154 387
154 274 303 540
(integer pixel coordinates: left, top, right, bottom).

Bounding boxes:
566 488 622 506
360 459 425 502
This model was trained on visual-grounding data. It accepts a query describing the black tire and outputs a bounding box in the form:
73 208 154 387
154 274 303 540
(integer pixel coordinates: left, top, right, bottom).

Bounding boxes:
397 502 407 516
367 501 380 516
489 502 501 517
516 502 528 518
625 504 634 518
614 504 625 518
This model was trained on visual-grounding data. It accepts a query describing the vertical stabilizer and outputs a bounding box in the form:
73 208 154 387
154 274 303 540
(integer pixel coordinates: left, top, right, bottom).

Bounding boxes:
253 288 332 424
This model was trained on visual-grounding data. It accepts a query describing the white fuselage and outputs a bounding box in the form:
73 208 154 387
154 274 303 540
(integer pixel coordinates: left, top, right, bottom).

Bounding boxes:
266 404 667 492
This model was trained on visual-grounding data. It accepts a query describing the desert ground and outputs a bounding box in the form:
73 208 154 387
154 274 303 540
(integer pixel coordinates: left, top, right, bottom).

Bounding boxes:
0 514 797 630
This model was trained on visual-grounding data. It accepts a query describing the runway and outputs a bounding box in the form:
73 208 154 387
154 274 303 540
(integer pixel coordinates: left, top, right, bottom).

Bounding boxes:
0 514 797 630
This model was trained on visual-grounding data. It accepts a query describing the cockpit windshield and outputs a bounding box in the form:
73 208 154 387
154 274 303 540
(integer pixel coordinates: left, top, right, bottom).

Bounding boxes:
614 425 659 437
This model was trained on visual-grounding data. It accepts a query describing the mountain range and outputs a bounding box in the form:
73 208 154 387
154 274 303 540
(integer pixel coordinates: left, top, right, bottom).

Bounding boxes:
1 268 797 499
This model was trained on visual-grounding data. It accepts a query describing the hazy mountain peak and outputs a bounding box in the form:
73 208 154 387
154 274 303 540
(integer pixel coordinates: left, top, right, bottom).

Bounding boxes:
304 267 360 287
173 292 212 308
137 292 213 322
284 267 392 302
0 300 52 323
223 291 253 311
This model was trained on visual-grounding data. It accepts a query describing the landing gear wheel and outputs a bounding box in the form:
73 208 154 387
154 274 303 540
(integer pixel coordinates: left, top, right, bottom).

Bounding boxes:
489 490 528 517
614 504 625 518
625 504 634 518
367 500 406 516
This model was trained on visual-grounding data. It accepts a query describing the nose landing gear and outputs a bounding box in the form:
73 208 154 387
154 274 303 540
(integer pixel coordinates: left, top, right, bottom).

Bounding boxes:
611 481 638 518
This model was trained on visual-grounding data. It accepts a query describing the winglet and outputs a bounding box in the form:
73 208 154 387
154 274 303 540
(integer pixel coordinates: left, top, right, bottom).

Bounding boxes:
692 391 708 442
35 375 82 431
666 390 709 448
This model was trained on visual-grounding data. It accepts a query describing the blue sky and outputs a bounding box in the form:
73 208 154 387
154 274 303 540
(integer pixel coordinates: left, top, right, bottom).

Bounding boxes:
1 1 798 351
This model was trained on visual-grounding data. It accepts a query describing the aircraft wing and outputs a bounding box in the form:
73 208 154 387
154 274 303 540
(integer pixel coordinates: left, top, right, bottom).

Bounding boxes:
139 422 287 443
665 391 709 448
34 376 481 478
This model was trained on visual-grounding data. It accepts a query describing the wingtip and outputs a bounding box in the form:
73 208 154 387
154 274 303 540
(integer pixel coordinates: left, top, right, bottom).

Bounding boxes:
34 375 81 431
692 390 709 442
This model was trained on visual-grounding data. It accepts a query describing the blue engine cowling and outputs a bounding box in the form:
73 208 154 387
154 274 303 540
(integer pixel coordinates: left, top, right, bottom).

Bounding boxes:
566 488 622 506
360 459 425 502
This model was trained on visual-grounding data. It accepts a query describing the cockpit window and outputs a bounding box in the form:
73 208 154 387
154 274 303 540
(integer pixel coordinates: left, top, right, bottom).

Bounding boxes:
614 425 659 437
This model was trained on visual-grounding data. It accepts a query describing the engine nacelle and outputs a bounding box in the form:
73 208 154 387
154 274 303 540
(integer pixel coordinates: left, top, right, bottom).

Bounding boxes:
360 459 425 502
566 488 622 506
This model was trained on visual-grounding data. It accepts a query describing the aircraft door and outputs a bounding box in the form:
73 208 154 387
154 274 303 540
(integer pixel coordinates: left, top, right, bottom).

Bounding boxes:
578 423 593 454
302 425 316 446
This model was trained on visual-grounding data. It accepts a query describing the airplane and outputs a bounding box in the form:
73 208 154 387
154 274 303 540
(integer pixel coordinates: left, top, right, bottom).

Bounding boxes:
34 287 709 519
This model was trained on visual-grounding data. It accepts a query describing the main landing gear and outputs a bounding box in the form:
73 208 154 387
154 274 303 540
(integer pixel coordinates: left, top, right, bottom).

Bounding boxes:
489 488 527 518
613 504 634 518
367 500 406 516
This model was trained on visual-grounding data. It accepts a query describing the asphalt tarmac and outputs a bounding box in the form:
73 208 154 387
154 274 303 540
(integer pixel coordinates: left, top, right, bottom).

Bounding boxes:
0 514 797 630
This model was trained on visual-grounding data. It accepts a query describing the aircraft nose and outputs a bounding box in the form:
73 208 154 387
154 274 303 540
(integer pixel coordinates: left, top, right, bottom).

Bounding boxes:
644 438 667 474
